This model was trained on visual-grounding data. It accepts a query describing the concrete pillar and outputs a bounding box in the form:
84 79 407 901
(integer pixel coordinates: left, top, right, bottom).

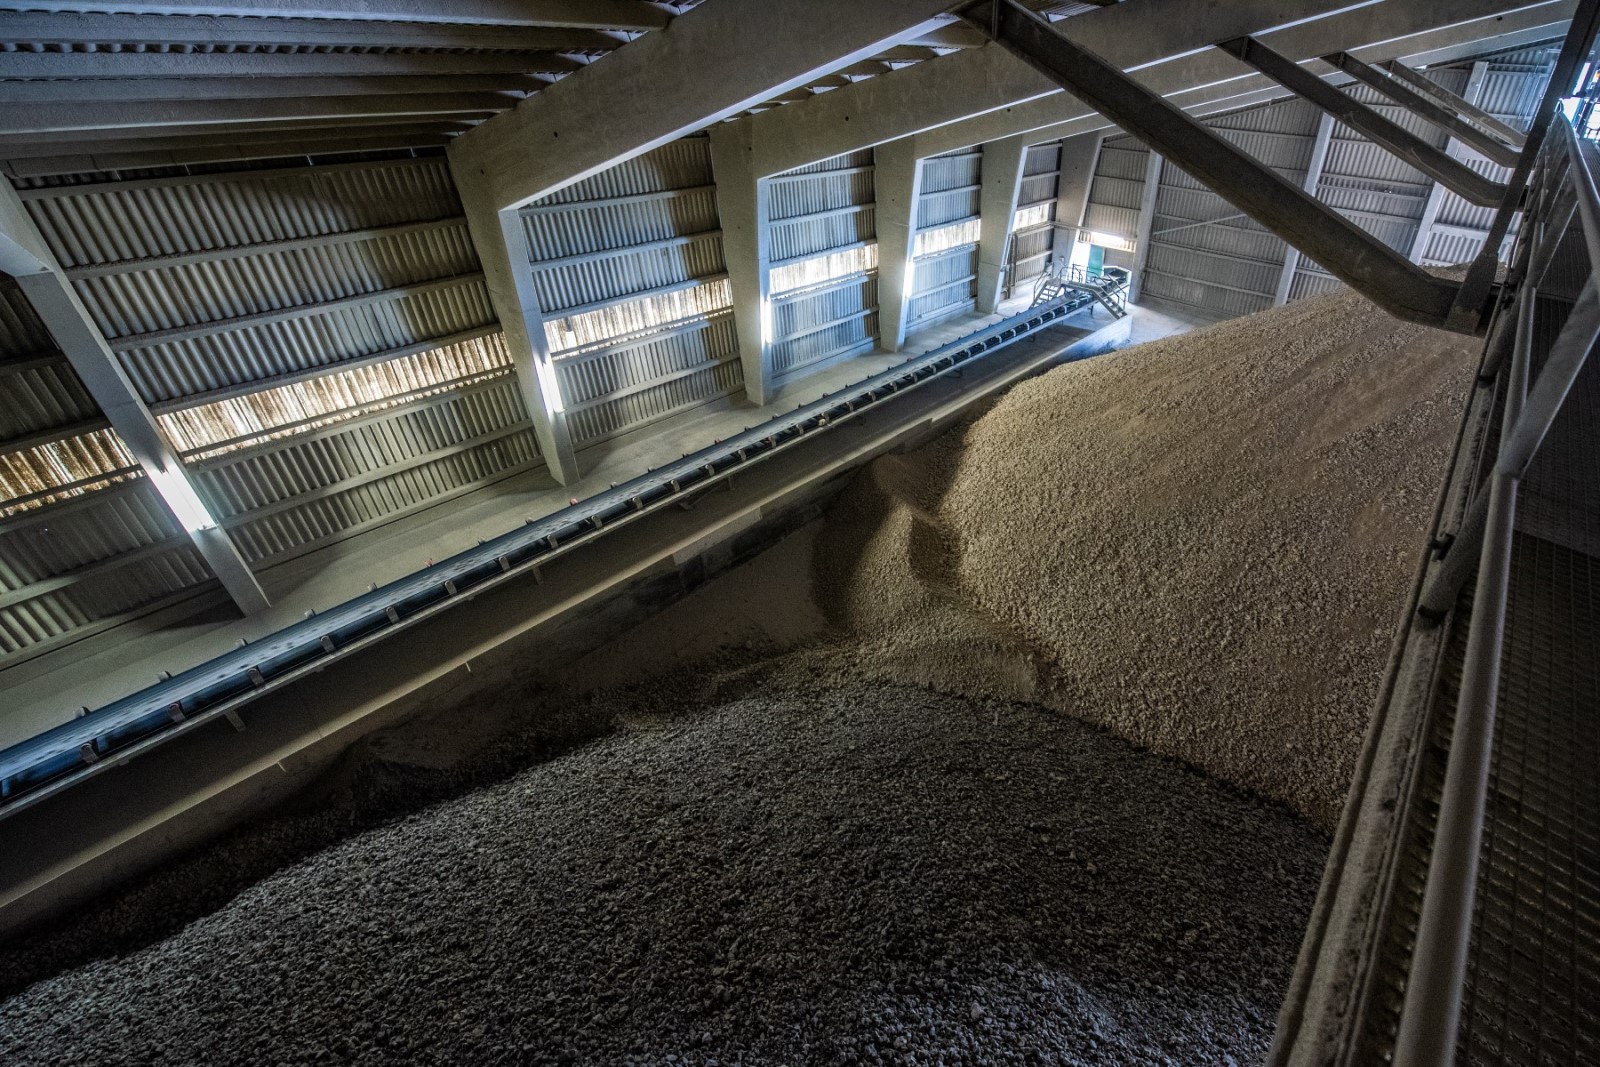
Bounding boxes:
1051 130 1106 264
0 183 269 616
874 137 923 353
709 121 773 405
1408 61 1490 264
1275 112 1336 306
976 135 1028 314
451 162 580 485
1128 148 1164 303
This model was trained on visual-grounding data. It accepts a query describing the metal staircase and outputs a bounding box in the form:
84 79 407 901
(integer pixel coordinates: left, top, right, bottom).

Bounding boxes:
1031 264 1129 317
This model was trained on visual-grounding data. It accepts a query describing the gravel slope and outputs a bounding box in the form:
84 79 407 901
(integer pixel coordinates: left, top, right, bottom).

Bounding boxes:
815 288 1477 829
0 666 1324 1066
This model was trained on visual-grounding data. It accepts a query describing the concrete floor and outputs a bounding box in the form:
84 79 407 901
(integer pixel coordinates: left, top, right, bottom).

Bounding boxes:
0 297 1209 750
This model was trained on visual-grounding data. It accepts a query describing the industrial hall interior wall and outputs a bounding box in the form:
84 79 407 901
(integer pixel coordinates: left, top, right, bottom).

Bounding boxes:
0 125 1077 663
0 38 1556 669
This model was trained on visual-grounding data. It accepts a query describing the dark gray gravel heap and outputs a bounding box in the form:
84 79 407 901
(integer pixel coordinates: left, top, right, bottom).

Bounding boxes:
0 667 1325 1066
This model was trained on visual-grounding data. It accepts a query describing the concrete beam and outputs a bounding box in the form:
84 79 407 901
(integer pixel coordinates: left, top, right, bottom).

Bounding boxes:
0 93 512 135
0 10 626 50
0 1 670 30
0 75 551 104
739 0 1381 180
0 183 270 617
451 173 580 486
0 50 586 78
448 0 955 213
1128 150 1163 304
1 131 463 179
1051 130 1105 261
708 123 772 405
1275 112 1336 305
907 0 1573 158
874 140 923 353
977 136 1028 313
955 15 1569 155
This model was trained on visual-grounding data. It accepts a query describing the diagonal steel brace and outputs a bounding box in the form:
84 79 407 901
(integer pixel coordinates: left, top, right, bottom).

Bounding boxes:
1383 57 1528 148
955 0 1481 333
1217 36 1508 207
1322 50 1522 167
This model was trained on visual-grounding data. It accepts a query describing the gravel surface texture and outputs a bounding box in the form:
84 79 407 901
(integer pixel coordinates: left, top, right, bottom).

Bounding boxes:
814 288 1477 829
0 663 1325 1066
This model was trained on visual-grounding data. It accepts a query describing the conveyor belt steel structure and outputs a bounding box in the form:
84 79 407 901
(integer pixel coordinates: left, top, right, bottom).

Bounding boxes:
0 287 1104 816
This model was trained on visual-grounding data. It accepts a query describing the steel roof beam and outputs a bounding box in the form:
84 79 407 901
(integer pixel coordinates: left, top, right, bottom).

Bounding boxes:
0 1 671 31
1385 56 1530 145
0 11 625 50
0 182 270 617
0 50 586 78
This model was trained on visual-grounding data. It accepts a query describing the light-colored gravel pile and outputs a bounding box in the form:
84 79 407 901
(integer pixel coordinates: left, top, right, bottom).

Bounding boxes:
0 665 1324 1067
0 290 1469 1063
814 288 1477 829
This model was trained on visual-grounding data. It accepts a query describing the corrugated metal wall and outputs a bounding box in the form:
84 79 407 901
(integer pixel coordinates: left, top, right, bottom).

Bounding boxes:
1081 44 1557 318
1416 45 1559 269
524 137 743 447
0 151 550 660
1008 140 1062 295
1148 99 1315 315
908 148 982 330
765 149 879 380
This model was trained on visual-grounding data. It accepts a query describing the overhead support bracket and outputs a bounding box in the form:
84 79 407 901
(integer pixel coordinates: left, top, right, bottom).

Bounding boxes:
956 0 1481 333
1383 57 1529 148
1216 36 1508 207
1322 50 1522 167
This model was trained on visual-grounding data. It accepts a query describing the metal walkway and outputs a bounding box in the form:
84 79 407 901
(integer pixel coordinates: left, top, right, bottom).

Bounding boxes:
1267 111 1600 1067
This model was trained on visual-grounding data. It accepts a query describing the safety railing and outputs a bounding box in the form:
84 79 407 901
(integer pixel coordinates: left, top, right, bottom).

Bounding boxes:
1266 109 1600 1067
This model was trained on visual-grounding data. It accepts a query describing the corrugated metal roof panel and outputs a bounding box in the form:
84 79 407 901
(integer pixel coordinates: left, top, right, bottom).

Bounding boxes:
567 357 742 446
519 188 719 260
532 232 725 315
117 275 495 404
781 149 874 177
1143 272 1274 316
534 139 713 207
1146 244 1278 298
916 186 979 230
0 360 100 444
0 282 56 363
557 312 735 409
920 151 981 195
162 331 512 457
76 224 480 338
23 158 461 267
911 245 977 299
1018 170 1058 208
0 480 174 590
191 378 529 518
546 279 731 352
222 427 540 566
0 427 136 514
1024 143 1061 177
767 169 874 221
770 314 876 377
769 209 876 264
772 275 877 341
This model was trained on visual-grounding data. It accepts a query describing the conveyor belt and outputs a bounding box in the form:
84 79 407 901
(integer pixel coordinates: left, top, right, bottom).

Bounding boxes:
0 288 1103 815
